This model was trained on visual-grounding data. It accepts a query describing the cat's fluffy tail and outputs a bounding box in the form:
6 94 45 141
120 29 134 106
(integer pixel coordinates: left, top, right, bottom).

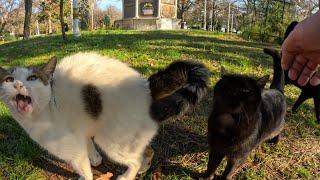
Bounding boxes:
263 48 285 93
284 21 298 40
148 60 210 122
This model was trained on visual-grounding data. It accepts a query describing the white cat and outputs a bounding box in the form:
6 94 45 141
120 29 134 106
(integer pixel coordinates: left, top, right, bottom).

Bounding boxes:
0 52 209 180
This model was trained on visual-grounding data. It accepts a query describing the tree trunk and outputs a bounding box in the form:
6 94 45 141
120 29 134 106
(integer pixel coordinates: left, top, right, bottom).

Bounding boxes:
60 0 66 40
211 0 215 31
48 14 52 34
0 22 7 35
73 0 81 37
281 0 285 23
35 19 40 35
227 1 231 33
70 0 73 31
264 0 269 27
23 0 32 40
230 13 233 32
0 13 7 35
252 0 257 24
203 0 207 30
180 11 185 29
90 0 95 30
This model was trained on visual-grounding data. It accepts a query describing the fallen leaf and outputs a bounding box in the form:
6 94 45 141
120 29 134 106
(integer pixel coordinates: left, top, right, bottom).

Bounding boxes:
96 172 113 180
0 133 8 140
152 166 162 180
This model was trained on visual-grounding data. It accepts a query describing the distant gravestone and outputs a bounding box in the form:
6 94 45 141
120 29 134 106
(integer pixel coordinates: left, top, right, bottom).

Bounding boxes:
115 0 180 30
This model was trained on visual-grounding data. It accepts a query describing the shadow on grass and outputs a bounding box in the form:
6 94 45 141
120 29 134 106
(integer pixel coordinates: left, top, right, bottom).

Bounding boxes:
29 123 208 179
0 30 274 70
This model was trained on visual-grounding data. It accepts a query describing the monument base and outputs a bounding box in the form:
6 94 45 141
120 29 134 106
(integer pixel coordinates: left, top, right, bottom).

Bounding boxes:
114 18 180 30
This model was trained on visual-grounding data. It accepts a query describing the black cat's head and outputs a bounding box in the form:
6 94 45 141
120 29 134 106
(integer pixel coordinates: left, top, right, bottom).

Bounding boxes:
213 68 269 116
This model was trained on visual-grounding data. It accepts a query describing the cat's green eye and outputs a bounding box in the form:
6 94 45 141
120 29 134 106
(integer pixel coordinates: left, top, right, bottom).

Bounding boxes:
4 76 14 82
27 75 38 81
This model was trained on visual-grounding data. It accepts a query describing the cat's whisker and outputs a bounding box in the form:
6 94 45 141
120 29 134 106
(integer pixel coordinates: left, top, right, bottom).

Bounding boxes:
241 106 249 125
33 100 41 108
0 94 8 99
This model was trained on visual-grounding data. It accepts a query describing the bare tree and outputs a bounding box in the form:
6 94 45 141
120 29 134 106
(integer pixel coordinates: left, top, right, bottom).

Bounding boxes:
177 0 194 28
0 0 19 35
93 6 105 28
105 5 121 25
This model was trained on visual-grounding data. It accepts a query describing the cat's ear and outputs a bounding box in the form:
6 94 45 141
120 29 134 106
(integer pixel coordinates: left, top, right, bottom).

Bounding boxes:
0 67 8 74
0 67 10 76
40 56 57 76
0 67 11 82
256 75 269 89
220 66 228 77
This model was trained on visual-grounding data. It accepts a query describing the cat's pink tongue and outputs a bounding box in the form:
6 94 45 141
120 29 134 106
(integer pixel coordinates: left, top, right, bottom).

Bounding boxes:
17 100 30 112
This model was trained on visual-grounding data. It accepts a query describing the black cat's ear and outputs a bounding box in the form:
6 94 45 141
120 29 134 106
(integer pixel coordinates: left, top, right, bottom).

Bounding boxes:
41 56 57 76
220 66 228 77
256 75 269 89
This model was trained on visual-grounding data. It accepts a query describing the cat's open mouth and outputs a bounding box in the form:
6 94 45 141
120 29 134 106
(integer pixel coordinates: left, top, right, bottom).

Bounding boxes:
15 94 32 113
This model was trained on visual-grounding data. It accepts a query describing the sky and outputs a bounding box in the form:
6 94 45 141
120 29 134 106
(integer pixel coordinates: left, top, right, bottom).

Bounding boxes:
97 0 122 11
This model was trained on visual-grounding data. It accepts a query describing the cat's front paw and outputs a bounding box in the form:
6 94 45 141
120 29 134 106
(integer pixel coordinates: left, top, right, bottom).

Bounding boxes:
116 176 128 180
138 145 154 174
89 151 102 167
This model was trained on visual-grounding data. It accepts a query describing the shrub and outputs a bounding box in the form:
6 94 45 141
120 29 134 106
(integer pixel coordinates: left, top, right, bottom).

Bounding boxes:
104 15 110 28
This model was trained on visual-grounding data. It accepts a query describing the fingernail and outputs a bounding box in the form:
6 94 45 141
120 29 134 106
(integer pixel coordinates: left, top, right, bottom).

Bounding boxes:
281 62 288 70
310 77 320 86
298 77 308 86
288 69 297 80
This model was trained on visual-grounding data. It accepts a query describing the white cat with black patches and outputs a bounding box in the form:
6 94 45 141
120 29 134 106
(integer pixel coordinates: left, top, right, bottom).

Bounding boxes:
0 52 209 180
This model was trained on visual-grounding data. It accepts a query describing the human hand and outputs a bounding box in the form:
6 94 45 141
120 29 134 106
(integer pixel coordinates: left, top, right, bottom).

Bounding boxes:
281 11 320 86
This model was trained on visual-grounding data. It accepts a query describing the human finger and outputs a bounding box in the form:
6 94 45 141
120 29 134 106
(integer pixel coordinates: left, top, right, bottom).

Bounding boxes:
288 55 307 80
281 49 296 71
297 60 318 86
310 67 320 86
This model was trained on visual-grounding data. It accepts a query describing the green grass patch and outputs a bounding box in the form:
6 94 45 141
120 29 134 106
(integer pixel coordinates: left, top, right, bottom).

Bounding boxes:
0 30 319 179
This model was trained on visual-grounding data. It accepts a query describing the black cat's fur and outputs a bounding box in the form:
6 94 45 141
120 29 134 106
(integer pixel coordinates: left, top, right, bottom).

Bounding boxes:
264 21 320 123
148 60 209 121
283 21 298 40
201 64 286 179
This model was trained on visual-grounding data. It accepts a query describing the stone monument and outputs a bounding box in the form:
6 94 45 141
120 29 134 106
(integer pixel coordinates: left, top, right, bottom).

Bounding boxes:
114 0 180 30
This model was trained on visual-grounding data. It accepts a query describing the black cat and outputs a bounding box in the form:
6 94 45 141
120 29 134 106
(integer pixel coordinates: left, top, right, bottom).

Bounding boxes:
283 21 298 40
264 21 320 123
200 60 286 179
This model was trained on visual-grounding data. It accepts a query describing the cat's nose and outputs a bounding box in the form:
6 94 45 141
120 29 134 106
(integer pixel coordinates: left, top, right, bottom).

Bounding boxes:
13 81 24 90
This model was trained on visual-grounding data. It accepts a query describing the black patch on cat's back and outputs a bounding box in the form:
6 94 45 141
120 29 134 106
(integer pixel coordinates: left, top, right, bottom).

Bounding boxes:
82 84 102 119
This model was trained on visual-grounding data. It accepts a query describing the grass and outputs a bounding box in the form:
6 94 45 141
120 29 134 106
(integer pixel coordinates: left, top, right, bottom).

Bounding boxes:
0 30 319 179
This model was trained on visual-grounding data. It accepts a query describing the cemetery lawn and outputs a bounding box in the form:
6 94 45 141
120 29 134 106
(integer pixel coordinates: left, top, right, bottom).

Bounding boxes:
0 30 319 179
